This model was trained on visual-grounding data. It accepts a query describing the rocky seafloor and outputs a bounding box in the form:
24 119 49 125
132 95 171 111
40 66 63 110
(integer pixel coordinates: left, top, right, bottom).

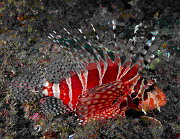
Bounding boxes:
0 0 179 138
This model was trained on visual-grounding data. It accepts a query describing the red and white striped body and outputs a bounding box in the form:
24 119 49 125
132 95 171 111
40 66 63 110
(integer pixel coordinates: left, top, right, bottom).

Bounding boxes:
42 59 127 110
42 47 155 109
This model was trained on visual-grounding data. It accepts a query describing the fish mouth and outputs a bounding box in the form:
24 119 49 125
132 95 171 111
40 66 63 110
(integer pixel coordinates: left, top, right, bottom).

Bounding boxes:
138 87 167 111
155 88 167 107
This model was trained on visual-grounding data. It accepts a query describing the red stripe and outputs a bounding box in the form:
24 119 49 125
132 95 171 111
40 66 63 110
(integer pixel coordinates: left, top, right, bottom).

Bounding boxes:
59 80 70 106
71 74 83 108
87 68 99 89
102 64 118 84
121 66 138 82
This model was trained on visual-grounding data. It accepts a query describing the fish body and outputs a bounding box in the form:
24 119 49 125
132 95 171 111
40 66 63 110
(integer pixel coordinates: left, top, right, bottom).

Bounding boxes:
42 36 166 124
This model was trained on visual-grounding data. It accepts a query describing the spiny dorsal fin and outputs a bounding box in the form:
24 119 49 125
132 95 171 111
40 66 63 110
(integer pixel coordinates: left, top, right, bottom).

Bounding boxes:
51 25 115 68
47 20 119 67
47 22 159 82
132 36 157 71
48 27 113 85
63 27 105 65
113 22 158 81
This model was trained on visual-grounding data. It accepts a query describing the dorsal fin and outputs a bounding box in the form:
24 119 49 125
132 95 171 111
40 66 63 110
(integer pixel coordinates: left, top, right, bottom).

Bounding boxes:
48 28 93 65
47 22 159 84
63 28 95 64
90 23 116 66
62 27 107 66
119 27 157 82
49 25 115 70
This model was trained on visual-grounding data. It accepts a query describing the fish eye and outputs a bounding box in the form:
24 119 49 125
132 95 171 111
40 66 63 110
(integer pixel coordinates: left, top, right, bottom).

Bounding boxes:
143 91 148 100
133 98 140 106
145 85 155 92
143 85 155 100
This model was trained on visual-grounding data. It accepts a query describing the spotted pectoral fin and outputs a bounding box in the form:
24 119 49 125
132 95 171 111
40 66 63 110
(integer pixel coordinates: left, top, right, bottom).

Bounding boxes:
76 82 128 124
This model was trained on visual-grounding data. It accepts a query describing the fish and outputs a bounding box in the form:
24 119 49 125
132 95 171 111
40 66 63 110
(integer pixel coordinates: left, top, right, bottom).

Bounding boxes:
41 22 167 125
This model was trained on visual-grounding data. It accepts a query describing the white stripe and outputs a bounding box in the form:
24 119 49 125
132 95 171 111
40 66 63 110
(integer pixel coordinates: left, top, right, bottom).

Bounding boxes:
96 63 102 85
97 61 108 85
66 77 73 109
52 83 60 98
78 28 82 33
138 79 145 101
90 24 95 32
43 81 49 87
63 28 70 35
116 63 122 81
77 71 88 94
119 66 131 80
42 89 48 96
119 57 133 80
139 79 144 93
130 74 141 91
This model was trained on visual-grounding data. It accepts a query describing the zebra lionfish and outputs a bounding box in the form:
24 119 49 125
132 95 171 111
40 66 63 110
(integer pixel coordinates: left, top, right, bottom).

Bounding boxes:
42 22 167 124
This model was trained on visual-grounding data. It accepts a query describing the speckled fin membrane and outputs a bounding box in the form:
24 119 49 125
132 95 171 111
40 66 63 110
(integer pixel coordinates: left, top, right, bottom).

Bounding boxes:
9 63 45 103
40 97 70 116
76 81 128 125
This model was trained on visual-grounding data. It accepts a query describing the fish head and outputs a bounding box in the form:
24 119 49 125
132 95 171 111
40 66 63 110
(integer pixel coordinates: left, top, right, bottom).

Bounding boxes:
138 85 167 111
